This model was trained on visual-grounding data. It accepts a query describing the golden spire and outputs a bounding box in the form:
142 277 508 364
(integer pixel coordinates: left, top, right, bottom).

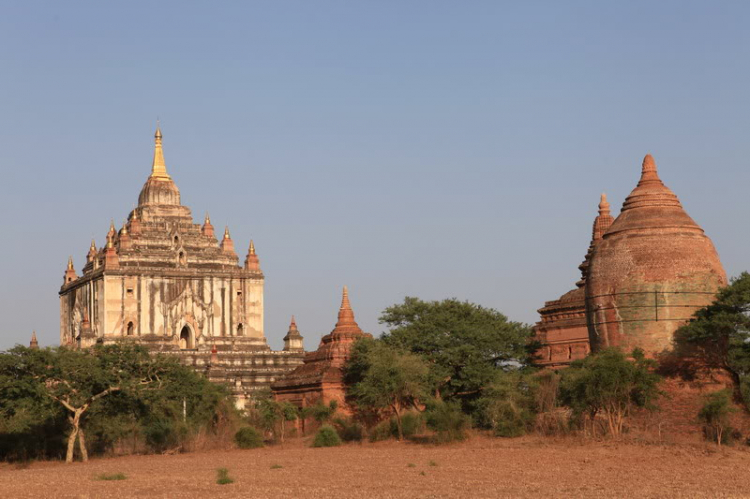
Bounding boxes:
205 212 211 225
67 256 74 271
150 124 171 180
224 226 231 240
121 220 129 235
249 240 256 255
89 239 97 252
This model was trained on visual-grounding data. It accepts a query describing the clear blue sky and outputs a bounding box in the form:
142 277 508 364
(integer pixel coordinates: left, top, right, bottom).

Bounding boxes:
1 1 748 350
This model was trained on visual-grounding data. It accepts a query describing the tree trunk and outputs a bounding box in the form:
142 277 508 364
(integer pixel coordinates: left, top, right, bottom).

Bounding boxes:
78 427 89 462
392 404 403 441
66 424 78 463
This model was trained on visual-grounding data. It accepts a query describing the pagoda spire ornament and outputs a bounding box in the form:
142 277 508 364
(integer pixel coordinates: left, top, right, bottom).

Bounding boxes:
150 123 171 180
244 239 260 271
220 226 235 254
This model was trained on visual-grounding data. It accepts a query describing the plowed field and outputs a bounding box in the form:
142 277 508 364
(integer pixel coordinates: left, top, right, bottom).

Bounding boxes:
1 436 749 498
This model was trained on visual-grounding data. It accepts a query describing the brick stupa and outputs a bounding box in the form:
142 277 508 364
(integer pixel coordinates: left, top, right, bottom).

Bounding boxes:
272 287 371 412
586 154 727 354
534 194 614 367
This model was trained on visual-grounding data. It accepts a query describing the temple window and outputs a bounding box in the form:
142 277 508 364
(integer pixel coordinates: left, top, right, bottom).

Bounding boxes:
127 321 134 336
237 323 244 336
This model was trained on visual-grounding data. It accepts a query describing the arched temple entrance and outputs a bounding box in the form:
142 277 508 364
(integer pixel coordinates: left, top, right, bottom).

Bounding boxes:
179 325 194 350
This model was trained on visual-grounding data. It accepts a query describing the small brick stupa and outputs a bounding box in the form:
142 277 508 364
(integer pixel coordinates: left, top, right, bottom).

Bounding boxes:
272 286 372 412
586 154 727 354
534 194 614 367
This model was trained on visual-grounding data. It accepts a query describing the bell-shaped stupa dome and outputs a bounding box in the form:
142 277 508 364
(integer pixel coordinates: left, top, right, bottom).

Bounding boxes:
586 155 726 354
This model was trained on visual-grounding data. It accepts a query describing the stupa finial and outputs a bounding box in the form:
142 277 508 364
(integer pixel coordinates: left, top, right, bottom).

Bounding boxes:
150 123 170 179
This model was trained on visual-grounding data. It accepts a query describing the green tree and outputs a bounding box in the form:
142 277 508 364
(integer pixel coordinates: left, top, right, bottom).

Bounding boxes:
254 390 298 443
379 297 534 404
0 344 235 462
673 273 750 403
0 344 172 462
346 339 429 440
477 370 537 437
560 348 661 437
698 389 736 446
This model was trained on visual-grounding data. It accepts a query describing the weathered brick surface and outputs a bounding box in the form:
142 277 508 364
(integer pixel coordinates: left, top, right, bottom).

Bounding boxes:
586 155 727 354
272 287 372 413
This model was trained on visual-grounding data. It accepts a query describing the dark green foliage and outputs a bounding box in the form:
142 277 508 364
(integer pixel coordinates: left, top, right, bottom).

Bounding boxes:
698 389 736 445
144 419 187 453
216 467 234 485
95 472 126 481
673 273 750 407
397 411 424 439
0 344 237 462
234 426 264 449
477 370 536 437
368 420 393 442
301 400 338 425
312 425 341 447
332 417 364 442
378 297 534 407
346 339 429 440
253 390 298 443
560 348 662 437
424 400 469 443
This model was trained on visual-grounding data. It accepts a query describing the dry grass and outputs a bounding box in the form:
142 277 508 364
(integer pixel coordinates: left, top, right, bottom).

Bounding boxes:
2 435 750 498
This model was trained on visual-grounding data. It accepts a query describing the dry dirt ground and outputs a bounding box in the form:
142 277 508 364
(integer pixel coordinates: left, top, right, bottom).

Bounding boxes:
2 436 750 498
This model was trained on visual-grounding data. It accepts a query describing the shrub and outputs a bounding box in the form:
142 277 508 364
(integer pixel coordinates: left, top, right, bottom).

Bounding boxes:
425 401 468 444
332 417 364 442
312 425 342 447
368 420 393 442
698 389 736 446
560 348 662 437
216 467 234 485
397 411 424 439
144 419 186 453
234 427 264 449
95 472 126 481
478 371 536 438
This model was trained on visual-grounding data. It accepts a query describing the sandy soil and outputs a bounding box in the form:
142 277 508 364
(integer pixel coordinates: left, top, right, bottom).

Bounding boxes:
1 436 749 498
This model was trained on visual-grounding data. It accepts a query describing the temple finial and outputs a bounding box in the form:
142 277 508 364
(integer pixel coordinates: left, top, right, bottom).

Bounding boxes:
290 315 297 328
205 212 211 224
639 153 660 183
30 331 39 350
67 256 74 270
249 240 256 255
224 226 231 240
150 123 170 179
598 193 611 215
341 286 351 310
335 285 358 327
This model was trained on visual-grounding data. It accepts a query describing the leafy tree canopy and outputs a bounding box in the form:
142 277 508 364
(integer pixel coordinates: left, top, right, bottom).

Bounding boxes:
560 348 662 436
346 338 429 439
673 272 750 391
378 297 534 401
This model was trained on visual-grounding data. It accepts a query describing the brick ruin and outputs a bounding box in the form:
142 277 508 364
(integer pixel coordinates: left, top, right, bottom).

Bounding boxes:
58 127 305 408
272 286 372 413
535 155 727 366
